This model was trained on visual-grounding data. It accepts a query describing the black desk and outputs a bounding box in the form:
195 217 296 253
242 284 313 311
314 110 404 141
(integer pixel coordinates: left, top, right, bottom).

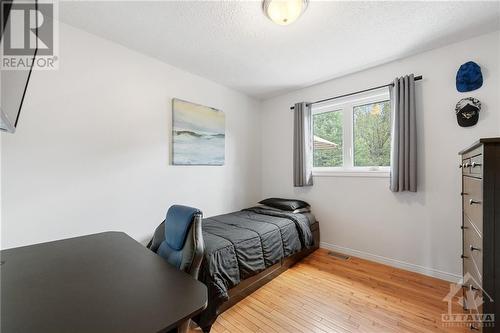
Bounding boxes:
0 232 207 333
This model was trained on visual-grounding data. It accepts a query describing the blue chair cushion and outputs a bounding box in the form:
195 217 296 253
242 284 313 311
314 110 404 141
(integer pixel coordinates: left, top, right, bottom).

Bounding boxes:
164 205 201 250
157 205 201 269
157 242 182 269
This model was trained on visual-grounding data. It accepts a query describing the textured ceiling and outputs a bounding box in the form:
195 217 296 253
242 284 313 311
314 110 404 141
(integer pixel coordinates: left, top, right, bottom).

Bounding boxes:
59 1 500 99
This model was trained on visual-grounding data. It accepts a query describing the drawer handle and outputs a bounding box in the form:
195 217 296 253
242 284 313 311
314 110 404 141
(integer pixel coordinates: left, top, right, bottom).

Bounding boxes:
470 245 481 252
459 164 463 169
469 199 481 205
461 254 469 259
462 284 480 292
461 226 468 230
471 162 482 168
464 163 471 168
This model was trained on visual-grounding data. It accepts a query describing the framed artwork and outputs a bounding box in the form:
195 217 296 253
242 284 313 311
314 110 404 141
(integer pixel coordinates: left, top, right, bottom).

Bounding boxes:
172 98 225 165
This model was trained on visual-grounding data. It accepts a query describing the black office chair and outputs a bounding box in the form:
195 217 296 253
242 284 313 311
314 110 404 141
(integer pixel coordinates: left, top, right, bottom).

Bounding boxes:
147 205 204 333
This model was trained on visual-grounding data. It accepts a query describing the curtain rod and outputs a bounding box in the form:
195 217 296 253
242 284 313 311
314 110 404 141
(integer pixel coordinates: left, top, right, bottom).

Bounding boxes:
290 75 422 110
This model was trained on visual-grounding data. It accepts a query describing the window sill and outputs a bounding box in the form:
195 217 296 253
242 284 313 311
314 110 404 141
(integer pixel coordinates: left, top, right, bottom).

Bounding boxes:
312 169 390 178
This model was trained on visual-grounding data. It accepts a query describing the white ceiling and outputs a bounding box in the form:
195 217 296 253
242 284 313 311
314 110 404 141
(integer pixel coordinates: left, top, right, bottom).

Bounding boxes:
59 1 500 99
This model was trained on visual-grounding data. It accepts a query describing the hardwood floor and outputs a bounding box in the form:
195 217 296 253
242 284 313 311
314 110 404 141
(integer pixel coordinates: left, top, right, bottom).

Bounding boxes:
191 249 469 333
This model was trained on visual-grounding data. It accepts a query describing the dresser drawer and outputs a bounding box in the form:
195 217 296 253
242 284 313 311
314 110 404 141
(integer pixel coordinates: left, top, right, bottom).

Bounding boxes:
462 281 484 331
461 270 484 332
463 255 482 287
464 217 483 277
462 145 483 176
463 177 483 233
462 145 483 160
463 284 484 333
463 276 483 298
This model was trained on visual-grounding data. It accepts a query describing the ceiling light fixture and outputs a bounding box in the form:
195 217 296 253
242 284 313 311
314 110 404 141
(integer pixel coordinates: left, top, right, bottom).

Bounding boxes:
262 0 308 26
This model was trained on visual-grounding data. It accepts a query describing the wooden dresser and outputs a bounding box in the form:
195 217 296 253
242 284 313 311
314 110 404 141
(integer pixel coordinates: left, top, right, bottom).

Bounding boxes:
459 138 500 332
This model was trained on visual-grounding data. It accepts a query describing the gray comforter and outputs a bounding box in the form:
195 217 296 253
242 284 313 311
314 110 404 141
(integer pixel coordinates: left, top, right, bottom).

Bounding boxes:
194 207 315 330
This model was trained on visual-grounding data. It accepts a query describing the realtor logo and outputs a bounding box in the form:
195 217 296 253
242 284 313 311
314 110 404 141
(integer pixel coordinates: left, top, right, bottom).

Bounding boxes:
1 0 58 70
442 272 494 328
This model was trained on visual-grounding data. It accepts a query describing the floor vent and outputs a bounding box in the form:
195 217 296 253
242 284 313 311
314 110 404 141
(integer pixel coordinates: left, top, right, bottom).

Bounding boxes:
327 251 351 260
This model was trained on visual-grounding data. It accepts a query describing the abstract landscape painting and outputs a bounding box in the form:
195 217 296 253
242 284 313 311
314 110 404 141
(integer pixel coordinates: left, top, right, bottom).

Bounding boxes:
172 99 225 165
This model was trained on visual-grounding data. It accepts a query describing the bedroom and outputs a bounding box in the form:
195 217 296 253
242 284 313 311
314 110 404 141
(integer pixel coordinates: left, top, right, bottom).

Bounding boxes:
1 1 499 332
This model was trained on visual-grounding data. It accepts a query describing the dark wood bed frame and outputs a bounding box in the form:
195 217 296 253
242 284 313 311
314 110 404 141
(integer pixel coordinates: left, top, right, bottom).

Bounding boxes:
216 221 320 315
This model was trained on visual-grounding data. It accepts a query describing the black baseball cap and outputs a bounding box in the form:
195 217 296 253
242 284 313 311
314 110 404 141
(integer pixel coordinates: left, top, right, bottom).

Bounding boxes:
455 97 481 127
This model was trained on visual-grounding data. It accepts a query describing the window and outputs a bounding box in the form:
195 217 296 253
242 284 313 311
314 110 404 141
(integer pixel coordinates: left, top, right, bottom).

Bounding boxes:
313 110 343 167
312 88 391 177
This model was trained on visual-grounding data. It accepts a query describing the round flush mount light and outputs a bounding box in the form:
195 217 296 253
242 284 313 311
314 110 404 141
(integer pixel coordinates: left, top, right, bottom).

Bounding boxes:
262 0 308 26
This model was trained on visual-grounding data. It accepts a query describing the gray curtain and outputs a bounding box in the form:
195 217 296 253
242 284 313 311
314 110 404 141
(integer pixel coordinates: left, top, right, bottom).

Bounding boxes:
293 102 313 187
390 74 417 192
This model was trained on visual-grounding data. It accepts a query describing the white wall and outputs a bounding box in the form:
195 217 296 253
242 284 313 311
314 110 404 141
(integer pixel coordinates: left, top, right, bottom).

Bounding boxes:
2 22 499 283
1 23 261 249
260 31 500 281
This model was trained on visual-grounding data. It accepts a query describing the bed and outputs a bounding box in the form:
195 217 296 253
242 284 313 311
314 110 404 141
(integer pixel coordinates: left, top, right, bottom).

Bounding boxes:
192 204 320 332
147 199 320 332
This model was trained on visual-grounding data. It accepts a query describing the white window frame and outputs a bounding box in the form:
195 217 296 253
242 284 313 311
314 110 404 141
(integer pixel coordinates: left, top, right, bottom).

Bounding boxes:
312 87 391 178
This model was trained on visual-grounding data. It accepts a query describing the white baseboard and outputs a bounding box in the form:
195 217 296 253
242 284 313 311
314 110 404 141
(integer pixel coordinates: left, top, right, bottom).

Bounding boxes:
320 241 461 283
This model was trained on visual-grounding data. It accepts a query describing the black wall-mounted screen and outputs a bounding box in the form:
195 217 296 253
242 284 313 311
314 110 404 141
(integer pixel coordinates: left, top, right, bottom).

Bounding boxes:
0 0 38 133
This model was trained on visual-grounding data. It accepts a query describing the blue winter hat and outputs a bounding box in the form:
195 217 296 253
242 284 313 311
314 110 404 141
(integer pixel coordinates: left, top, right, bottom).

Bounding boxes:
456 61 483 92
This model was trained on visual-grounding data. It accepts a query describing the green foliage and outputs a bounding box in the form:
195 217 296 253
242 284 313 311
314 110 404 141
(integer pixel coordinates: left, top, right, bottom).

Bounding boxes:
312 101 391 168
313 111 343 167
353 101 391 166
